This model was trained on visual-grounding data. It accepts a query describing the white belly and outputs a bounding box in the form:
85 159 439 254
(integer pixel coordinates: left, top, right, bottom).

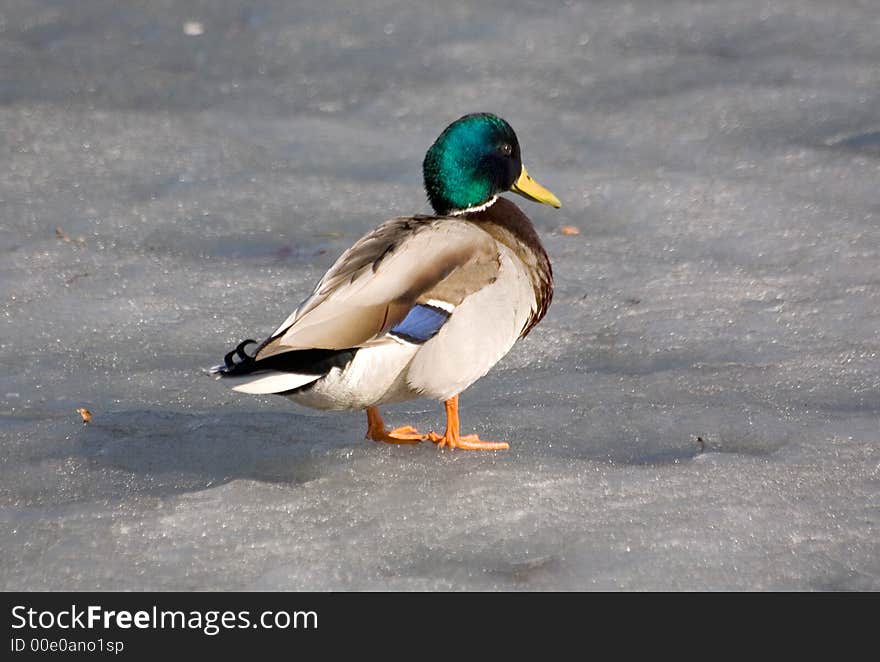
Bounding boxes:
286 341 420 410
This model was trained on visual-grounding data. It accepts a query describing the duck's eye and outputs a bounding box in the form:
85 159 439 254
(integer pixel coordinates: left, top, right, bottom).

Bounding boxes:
498 143 512 156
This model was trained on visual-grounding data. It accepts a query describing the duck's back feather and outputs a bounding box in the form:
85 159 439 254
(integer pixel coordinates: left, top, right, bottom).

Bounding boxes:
256 216 500 357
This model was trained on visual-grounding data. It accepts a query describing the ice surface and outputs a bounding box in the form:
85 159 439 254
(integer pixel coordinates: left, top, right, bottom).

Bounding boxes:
1 0 878 590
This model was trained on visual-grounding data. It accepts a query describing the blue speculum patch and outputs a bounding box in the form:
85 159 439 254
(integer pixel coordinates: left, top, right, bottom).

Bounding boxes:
389 304 451 343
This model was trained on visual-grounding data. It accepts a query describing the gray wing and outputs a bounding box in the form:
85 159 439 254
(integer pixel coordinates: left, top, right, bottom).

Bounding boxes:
255 216 501 359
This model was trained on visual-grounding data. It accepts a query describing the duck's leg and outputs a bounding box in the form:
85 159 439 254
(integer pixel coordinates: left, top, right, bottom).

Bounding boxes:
427 395 510 450
365 406 426 444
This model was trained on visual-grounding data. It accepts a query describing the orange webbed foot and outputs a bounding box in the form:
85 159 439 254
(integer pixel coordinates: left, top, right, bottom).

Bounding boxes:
427 431 509 450
427 395 510 451
365 408 426 445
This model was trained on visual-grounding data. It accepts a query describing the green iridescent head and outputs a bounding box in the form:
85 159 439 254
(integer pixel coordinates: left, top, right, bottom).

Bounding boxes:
422 113 561 215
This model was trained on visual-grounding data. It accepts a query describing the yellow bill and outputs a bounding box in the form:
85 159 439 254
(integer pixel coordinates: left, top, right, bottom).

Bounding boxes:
510 165 561 208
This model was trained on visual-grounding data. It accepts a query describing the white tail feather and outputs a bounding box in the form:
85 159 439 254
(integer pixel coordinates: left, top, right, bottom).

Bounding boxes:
221 371 320 395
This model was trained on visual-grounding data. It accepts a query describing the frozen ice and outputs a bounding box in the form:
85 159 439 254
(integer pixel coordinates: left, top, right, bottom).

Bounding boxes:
1 1 878 590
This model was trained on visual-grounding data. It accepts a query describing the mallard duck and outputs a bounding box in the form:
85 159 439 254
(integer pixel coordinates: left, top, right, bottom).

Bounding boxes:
212 113 560 450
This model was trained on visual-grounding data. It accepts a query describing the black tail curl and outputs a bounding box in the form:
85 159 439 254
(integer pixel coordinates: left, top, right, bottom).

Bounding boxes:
220 339 259 375
214 338 359 378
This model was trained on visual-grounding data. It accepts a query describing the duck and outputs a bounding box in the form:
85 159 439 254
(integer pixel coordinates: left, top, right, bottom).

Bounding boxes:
211 113 561 450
